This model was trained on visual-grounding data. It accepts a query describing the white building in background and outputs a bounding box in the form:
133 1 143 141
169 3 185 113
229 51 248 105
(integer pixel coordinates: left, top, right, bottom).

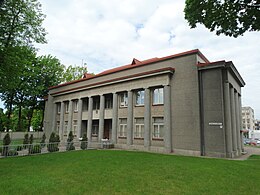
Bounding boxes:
242 107 256 139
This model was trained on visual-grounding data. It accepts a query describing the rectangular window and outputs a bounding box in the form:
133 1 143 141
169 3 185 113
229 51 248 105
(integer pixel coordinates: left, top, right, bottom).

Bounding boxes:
57 103 61 114
105 97 113 109
65 102 69 113
82 99 88 111
120 92 128 107
92 122 99 136
74 100 78 112
134 118 144 138
119 118 127 137
152 117 164 139
153 88 164 104
73 120 77 136
93 98 100 110
136 90 144 106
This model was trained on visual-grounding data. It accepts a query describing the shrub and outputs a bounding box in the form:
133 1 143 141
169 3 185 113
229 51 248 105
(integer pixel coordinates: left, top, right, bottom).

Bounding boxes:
66 131 75 151
47 132 60 152
80 134 88 150
23 133 29 149
1 133 11 156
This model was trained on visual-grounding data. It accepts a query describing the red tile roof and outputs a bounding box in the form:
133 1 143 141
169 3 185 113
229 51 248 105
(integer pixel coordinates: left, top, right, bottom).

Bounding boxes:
49 49 209 90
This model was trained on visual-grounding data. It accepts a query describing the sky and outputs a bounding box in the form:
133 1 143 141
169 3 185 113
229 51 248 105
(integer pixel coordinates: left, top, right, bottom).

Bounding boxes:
1 0 260 118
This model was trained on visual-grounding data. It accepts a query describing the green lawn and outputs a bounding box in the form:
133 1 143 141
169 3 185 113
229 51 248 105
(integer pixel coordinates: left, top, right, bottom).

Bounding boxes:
0 150 259 195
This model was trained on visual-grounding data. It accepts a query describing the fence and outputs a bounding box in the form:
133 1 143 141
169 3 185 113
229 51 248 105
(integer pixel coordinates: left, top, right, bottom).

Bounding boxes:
0 141 89 158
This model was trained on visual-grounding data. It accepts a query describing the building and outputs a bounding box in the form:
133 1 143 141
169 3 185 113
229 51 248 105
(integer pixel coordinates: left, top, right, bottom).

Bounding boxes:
44 49 245 158
242 106 255 138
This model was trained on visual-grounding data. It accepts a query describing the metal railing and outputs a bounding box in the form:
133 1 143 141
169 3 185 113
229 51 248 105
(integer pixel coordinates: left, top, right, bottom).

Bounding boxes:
0 141 89 158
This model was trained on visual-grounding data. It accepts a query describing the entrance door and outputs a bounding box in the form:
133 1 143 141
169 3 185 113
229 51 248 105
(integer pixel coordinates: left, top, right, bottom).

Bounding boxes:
104 119 112 139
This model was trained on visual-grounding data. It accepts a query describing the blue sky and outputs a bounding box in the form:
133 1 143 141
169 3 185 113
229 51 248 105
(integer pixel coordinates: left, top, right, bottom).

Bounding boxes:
1 0 260 118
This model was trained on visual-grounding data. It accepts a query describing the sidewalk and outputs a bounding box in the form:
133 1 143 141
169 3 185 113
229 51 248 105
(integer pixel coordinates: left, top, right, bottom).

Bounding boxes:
234 146 260 160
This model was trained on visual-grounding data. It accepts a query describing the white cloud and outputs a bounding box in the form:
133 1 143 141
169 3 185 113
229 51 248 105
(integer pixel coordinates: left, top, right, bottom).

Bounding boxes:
35 0 260 118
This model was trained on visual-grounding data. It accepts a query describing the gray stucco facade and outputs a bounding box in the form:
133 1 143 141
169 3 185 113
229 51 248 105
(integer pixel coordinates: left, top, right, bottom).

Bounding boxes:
44 49 245 158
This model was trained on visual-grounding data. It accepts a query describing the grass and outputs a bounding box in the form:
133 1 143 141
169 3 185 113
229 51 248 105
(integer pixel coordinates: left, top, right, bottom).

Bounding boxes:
0 150 259 195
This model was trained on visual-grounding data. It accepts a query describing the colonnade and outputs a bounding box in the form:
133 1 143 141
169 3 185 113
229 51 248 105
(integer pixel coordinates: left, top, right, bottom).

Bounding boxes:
224 82 243 157
52 85 172 151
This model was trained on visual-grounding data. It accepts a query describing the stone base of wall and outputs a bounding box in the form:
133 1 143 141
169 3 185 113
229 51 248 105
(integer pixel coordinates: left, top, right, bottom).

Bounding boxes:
173 148 201 157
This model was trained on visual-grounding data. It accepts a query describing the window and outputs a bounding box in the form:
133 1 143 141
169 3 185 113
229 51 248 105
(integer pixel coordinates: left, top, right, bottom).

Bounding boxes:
92 121 99 136
152 117 164 139
93 98 100 110
82 99 88 111
120 92 128 107
64 121 68 136
73 120 77 136
136 90 144 105
119 118 127 137
74 100 78 112
134 118 144 138
57 103 61 114
105 96 113 109
153 88 164 104
65 102 69 113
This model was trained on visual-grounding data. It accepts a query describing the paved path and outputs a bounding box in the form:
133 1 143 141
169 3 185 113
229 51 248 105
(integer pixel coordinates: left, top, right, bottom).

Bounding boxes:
234 146 260 160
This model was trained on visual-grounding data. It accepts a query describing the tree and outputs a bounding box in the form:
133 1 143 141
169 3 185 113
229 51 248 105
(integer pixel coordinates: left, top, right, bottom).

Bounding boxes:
62 65 88 82
0 0 47 48
184 0 260 37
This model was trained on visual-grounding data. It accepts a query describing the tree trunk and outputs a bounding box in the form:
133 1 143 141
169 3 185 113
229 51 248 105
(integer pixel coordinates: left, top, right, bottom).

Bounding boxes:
6 93 14 132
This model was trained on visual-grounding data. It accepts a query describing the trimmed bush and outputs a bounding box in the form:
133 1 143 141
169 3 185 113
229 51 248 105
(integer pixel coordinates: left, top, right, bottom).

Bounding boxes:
80 134 88 150
1 133 11 156
66 131 75 151
47 132 60 152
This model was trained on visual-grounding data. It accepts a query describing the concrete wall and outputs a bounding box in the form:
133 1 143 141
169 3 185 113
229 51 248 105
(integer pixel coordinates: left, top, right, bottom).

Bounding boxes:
0 132 44 140
200 68 226 157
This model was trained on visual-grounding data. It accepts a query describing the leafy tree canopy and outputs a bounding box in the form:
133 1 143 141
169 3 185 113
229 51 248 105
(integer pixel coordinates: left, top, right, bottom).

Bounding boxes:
184 0 260 37
0 0 47 48
62 65 88 82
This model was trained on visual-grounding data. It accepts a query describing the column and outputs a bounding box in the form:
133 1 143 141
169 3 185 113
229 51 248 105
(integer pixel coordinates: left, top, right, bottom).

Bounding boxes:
98 95 105 142
67 100 73 135
52 103 57 133
77 98 83 138
235 92 242 154
230 87 238 155
144 88 151 148
127 90 133 146
224 82 233 157
238 95 244 152
87 97 93 142
164 85 172 152
59 102 65 139
112 93 118 144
